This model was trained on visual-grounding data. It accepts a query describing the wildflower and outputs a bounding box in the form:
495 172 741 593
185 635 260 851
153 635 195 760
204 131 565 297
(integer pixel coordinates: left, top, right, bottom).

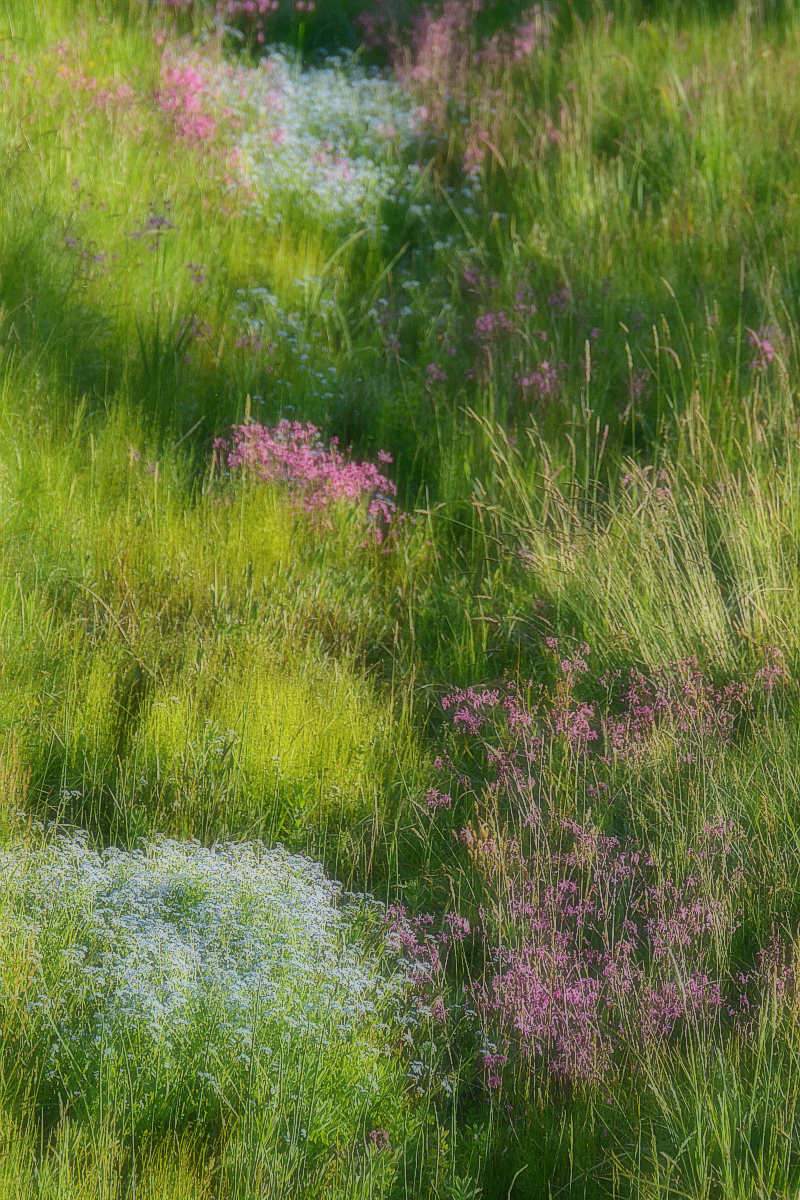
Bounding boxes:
474 310 513 340
1 837 409 1116
755 646 789 695
214 420 398 542
425 362 447 387
517 360 563 399
746 326 778 372
628 368 651 402
368 1128 391 1151
483 1052 508 1090
425 789 452 812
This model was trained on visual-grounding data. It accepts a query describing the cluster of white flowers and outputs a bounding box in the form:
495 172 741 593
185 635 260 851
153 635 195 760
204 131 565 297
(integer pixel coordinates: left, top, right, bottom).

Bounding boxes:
2 836 406 1103
216 49 423 227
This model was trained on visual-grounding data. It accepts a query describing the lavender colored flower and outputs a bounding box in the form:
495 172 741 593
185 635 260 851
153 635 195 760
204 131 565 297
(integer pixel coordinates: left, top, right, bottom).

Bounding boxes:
368 1128 391 1151
518 359 563 399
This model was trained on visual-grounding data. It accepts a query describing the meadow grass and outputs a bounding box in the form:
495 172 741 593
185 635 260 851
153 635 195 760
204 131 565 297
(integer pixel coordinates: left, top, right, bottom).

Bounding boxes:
2 0 800 1195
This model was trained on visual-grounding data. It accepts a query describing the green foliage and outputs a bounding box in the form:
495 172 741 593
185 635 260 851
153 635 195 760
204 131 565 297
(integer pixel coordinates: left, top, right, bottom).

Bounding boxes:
3 0 800 1194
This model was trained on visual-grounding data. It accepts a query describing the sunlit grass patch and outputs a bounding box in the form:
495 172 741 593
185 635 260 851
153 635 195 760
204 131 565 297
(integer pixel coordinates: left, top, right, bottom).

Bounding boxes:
0 349 426 862
134 643 405 841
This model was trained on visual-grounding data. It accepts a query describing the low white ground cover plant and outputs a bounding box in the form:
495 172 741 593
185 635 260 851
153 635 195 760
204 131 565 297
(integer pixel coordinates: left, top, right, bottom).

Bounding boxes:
0 835 411 1142
226 49 424 227
164 43 426 228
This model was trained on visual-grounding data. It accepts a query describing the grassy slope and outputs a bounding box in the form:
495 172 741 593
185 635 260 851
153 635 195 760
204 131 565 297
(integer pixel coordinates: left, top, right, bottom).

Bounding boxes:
2 0 800 1196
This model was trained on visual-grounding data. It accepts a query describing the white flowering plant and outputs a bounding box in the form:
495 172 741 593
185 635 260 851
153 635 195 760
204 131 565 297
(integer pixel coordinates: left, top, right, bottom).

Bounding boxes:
0 835 412 1152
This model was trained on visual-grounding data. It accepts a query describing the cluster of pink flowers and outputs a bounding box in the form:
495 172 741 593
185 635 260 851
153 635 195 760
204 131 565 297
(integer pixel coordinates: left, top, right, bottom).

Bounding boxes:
402 0 552 79
455 273 587 403
425 789 453 812
473 310 513 340
388 811 754 1087
367 1128 391 1151
425 362 448 388
55 61 137 113
517 359 563 400
156 60 218 143
388 0 554 149
628 367 652 402
213 420 398 542
382 642 795 1095
390 794 789 1091
475 4 553 68
404 0 476 88
462 126 489 174
480 814 752 1083
599 657 752 758
746 326 780 372
441 685 500 735
439 641 785 768
755 645 789 695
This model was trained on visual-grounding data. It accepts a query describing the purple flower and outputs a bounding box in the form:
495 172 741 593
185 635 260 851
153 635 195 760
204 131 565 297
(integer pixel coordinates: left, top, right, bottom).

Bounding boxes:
425 789 453 812
517 360 564 399
474 310 513 340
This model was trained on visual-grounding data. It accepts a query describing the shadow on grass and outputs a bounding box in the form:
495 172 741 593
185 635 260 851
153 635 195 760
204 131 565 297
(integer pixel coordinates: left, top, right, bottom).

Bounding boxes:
0 218 255 454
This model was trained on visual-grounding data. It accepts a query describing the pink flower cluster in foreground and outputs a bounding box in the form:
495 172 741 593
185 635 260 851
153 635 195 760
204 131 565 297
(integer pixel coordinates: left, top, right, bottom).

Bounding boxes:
214 420 398 541
387 808 762 1087
387 642 792 1095
389 805 785 1093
